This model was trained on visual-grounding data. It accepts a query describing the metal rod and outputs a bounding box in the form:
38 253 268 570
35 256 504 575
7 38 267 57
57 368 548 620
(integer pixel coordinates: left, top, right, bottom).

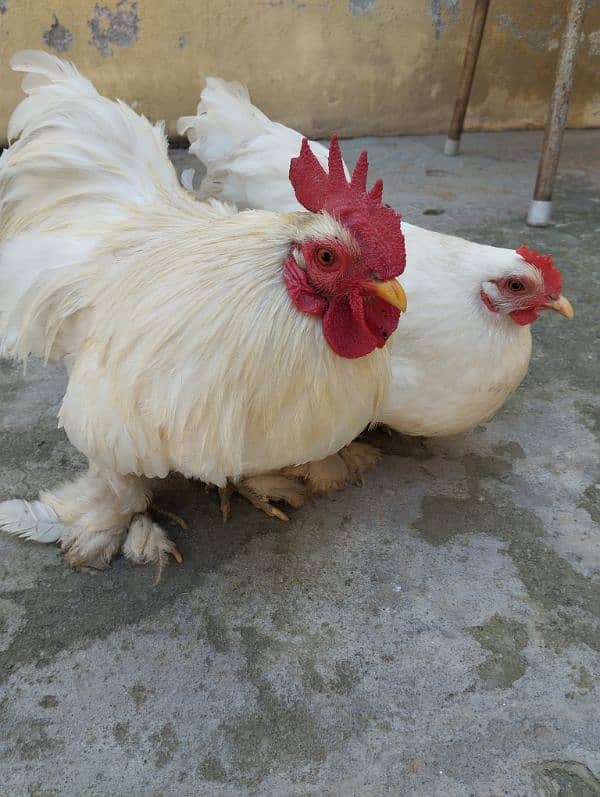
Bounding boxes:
527 0 586 226
444 0 490 156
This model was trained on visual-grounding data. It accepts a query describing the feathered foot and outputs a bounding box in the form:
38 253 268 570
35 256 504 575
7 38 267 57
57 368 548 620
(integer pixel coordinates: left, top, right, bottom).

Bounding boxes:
218 474 310 522
0 467 150 570
283 441 381 494
122 513 182 581
339 441 382 486
0 494 126 570
213 442 380 522
60 524 126 571
0 470 190 574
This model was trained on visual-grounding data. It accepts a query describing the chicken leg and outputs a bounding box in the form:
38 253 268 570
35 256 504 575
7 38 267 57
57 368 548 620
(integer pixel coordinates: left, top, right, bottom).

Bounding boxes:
0 465 181 570
218 474 308 522
216 441 381 521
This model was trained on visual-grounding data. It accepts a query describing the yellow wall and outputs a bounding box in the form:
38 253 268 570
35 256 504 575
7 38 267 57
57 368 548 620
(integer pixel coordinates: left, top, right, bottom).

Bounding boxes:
1 1 599 143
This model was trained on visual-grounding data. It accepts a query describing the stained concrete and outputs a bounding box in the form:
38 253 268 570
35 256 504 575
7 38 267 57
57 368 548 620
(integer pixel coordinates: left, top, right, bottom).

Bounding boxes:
0 130 599 795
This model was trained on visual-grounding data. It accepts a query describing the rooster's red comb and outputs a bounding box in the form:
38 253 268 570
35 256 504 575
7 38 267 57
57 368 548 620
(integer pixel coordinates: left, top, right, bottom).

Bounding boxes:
289 136 383 212
517 245 562 297
289 136 406 279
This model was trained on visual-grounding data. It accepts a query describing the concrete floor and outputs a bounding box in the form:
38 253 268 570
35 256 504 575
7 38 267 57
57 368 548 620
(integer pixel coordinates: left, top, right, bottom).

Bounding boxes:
0 130 599 796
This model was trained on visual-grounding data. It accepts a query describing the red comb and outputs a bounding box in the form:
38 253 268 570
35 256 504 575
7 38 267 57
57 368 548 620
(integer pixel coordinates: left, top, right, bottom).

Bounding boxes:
289 136 406 279
289 136 383 212
516 245 562 297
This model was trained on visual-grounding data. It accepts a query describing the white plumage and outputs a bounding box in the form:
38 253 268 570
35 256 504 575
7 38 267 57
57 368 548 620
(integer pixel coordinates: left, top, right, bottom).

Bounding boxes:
0 52 400 568
178 77 570 438
0 500 64 544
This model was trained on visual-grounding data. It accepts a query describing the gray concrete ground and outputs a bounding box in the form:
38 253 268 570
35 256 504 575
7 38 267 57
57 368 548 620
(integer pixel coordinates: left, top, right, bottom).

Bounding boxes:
0 130 599 796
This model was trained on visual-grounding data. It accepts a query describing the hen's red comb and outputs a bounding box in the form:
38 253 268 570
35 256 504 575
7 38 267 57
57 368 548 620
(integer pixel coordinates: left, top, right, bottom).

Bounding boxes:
517 245 562 297
289 136 406 279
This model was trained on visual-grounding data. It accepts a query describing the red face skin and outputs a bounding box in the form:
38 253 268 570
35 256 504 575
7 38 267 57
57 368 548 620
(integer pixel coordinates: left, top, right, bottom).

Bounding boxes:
284 236 401 359
481 246 566 326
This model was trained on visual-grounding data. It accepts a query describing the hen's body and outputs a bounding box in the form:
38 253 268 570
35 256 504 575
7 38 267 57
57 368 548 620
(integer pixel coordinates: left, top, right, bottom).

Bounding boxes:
377 225 532 436
0 53 395 567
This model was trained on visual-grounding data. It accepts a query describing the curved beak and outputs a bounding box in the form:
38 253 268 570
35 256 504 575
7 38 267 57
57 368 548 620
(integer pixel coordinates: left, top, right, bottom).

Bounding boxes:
367 279 407 312
544 295 574 320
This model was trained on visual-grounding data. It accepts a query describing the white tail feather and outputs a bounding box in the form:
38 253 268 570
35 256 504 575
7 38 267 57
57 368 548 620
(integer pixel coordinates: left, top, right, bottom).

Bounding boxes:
0 49 186 364
178 76 333 210
0 499 64 543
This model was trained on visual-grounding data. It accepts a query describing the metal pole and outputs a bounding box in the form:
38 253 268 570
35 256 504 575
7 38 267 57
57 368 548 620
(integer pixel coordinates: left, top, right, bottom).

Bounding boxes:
527 0 586 226
444 0 490 156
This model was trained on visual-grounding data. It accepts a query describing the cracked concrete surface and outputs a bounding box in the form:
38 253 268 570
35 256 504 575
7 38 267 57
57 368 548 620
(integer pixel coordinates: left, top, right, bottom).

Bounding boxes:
0 131 599 795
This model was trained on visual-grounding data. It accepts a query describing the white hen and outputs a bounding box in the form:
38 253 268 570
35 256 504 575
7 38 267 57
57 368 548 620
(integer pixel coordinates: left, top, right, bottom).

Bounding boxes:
0 52 408 568
178 78 573 441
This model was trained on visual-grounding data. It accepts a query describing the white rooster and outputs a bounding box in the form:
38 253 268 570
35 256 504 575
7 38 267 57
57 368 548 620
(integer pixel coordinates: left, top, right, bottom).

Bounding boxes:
177 78 574 503
0 52 408 569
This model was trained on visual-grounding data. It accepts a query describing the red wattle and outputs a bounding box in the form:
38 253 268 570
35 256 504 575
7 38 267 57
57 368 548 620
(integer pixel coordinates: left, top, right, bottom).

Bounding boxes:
510 308 539 326
323 292 399 359
323 295 377 359
363 295 401 344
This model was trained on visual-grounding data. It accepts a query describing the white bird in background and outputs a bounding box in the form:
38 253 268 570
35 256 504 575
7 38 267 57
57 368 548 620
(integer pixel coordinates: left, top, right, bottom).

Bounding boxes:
176 77 574 505
0 51 409 568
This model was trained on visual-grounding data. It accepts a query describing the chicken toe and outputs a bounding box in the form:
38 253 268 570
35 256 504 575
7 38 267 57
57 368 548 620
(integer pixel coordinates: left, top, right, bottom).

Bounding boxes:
339 441 382 487
123 513 182 576
284 441 381 495
216 474 310 522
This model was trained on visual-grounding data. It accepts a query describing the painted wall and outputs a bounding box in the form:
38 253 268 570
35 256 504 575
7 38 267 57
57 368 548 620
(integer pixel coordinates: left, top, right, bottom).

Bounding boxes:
0 1 599 143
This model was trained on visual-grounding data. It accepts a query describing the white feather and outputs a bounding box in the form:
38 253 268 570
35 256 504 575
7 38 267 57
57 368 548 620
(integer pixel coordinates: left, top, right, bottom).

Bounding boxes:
176 76 340 211
0 499 64 543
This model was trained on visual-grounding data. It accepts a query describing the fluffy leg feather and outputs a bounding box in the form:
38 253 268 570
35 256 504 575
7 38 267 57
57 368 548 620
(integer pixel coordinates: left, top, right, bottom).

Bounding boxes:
122 513 182 581
41 466 151 570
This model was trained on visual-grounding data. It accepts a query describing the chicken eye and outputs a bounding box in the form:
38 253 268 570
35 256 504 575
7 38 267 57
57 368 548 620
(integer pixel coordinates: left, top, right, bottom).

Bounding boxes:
509 279 525 292
316 248 336 268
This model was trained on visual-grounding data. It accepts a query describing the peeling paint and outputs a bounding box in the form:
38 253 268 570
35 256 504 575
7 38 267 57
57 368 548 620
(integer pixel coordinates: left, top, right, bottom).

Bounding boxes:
0 1 7 16
348 0 376 16
88 0 139 58
178 34 186 49
493 11 562 52
430 0 460 39
43 15 73 53
589 30 600 57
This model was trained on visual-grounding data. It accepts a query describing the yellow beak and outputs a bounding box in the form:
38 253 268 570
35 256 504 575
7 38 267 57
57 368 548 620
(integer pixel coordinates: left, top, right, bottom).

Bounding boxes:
544 295 574 320
368 279 407 312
